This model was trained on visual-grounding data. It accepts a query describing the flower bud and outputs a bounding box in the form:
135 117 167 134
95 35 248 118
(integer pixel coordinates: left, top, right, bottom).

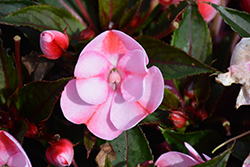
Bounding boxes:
46 138 74 167
159 0 180 6
40 28 69 60
170 111 188 129
79 28 96 41
25 121 38 138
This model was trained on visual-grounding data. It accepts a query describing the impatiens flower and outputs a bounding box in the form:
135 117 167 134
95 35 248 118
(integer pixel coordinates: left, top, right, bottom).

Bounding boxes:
40 28 69 60
243 153 250 167
155 142 210 167
0 130 32 167
216 37 250 109
60 30 164 140
46 138 74 167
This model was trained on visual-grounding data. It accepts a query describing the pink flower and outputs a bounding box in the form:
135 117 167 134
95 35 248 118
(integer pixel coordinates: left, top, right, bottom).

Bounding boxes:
216 38 250 109
198 0 221 23
243 153 250 167
155 142 210 167
60 30 164 140
0 130 32 167
46 138 74 167
159 0 180 6
40 29 69 60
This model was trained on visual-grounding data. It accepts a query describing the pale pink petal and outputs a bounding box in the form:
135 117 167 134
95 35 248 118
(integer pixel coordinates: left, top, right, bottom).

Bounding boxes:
0 158 5 165
184 142 204 163
155 151 199 167
202 153 211 161
138 66 164 113
236 84 250 109
243 153 250 167
86 93 123 140
0 131 32 167
60 79 98 124
110 91 150 131
74 51 113 105
7 152 29 167
118 50 147 101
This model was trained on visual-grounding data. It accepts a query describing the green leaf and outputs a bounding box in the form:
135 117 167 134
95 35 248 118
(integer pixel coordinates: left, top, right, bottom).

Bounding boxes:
0 1 37 17
141 109 171 125
0 38 18 106
0 5 85 42
194 74 211 105
119 0 142 29
159 88 182 110
148 1 189 36
15 78 71 124
172 1 212 64
98 0 129 29
84 126 96 159
230 134 250 161
105 155 114 167
159 127 223 156
110 126 153 167
137 36 215 80
210 3 250 37
193 145 233 167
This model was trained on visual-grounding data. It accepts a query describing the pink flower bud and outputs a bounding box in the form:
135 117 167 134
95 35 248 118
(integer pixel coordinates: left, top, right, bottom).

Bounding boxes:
170 111 188 129
45 138 74 167
40 29 69 60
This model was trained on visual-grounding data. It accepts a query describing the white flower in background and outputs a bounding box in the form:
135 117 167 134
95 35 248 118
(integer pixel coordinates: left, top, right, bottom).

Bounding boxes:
216 38 250 109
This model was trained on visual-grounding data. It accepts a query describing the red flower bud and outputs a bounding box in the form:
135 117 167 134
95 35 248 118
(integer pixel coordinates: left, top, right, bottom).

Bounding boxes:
40 28 69 60
46 138 74 167
25 122 38 138
79 28 96 41
170 111 188 129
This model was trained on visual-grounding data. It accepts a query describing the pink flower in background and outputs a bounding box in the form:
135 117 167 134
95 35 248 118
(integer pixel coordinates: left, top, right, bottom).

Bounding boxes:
40 28 69 60
60 30 164 140
0 130 32 167
155 142 210 167
46 138 74 167
159 0 180 6
216 38 250 109
198 0 221 23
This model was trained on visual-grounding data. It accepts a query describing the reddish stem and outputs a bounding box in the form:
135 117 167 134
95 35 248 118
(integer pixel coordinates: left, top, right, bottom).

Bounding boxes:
75 0 99 34
13 35 22 88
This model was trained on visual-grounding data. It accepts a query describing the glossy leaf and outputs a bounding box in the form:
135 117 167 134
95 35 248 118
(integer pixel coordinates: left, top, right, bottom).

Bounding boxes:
210 3 250 37
98 0 129 29
0 1 37 17
159 88 182 110
0 5 86 41
148 1 189 36
0 38 18 106
15 78 71 124
137 36 215 80
172 1 212 64
141 109 171 125
119 0 142 29
110 126 153 167
159 127 223 156
193 145 233 167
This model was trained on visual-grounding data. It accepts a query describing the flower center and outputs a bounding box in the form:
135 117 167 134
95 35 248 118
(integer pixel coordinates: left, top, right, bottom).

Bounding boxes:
108 69 121 91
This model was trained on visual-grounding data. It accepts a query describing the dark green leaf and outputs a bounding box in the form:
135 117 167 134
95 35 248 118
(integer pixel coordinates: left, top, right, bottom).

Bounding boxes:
0 5 86 42
159 88 182 110
210 3 250 37
137 36 215 80
194 74 211 104
159 127 223 156
193 145 233 167
98 0 129 29
15 78 71 124
172 2 212 64
231 134 250 161
110 126 153 167
119 0 142 29
84 126 96 159
141 109 171 125
0 1 37 17
0 38 18 105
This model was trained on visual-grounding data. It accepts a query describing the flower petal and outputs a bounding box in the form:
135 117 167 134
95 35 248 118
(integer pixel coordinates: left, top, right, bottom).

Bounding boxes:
86 93 123 140
60 79 98 124
198 0 221 23
155 151 199 167
138 66 164 113
118 50 148 102
0 130 32 167
184 142 204 163
236 84 250 109
74 52 113 105
7 152 29 167
110 91 150 131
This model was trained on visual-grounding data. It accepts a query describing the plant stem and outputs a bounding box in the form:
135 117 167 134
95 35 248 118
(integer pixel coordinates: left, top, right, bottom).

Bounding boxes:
13 35 22 88
75 0 99 34
212 130 250 154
